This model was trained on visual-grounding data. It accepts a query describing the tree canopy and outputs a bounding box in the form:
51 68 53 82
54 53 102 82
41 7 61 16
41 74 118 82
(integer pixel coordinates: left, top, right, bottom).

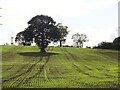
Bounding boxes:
56 23 69 47
15 15 68 52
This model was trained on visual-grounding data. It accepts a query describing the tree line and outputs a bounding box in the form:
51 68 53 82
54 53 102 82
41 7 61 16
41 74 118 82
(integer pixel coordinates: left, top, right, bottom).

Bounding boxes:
15 14 119 52
93 36 120 50
15 15 88 52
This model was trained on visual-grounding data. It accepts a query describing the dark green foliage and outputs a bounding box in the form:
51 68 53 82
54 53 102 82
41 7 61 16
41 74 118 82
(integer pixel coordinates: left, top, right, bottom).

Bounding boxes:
27 15 61 52
15 15 64 52
95 42 113 49
93 36 120 50
15 30 33 46
113 36 120 50
56 23 69 47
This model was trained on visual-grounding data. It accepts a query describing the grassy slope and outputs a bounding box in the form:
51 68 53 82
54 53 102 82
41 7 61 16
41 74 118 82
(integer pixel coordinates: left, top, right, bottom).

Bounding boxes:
1 45 119 88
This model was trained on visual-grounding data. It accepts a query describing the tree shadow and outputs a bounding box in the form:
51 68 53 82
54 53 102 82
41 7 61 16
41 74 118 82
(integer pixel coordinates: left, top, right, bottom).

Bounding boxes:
17 52 59 57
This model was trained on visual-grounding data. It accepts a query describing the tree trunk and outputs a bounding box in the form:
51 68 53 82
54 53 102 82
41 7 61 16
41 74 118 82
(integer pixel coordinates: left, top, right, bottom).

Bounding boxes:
76 42 79 48
60 40 62 47
40 29 46 53
81 42 83 48
40 47 46 53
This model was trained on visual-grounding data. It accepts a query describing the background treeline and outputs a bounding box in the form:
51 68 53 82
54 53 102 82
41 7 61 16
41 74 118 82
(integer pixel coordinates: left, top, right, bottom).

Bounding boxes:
93 36 120 50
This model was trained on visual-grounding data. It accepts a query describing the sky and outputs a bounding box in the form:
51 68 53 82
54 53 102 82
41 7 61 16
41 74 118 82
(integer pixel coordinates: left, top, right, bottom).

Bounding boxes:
0 0 119 47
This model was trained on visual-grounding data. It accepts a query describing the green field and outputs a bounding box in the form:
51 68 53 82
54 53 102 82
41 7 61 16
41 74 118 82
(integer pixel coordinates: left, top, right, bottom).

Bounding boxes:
1 46 119 88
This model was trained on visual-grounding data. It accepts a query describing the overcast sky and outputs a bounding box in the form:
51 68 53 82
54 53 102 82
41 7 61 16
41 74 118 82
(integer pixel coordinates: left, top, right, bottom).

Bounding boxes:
0 0 119 47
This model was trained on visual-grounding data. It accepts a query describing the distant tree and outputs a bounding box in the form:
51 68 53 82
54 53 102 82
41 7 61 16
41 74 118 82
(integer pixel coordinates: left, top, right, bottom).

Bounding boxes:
97 42 113 49
15 15 62 52
86 46 91 48
72 33 88 48
93 36 120 50
5 42 9 46
56 23 69 47
113 36 120 50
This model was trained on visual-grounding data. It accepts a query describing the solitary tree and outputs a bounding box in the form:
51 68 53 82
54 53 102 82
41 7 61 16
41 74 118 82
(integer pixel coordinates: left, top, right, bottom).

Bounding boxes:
72 33 88 48
15 15 62 52
56 23 69 47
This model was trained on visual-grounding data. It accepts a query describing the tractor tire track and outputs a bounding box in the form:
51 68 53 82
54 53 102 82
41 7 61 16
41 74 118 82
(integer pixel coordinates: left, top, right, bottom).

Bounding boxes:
72 64 101 79
16 46 53 87
1 65 15 74
2 54 43 83
21 52 51 86
59 47 102 79
59 48 71 61
27 47 52 80
3 47 51 85
59 47 78 64
61 47 96 64
21 47 53 85
84 65 93 71
9 55 44 87
2 64 29 79
60 48 80 61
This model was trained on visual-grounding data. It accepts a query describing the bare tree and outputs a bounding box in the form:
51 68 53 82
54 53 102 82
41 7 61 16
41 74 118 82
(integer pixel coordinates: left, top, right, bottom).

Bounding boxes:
72 33 88 48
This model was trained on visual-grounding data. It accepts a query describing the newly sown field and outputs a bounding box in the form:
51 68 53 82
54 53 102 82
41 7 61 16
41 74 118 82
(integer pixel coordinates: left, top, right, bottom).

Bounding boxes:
1 45 119 88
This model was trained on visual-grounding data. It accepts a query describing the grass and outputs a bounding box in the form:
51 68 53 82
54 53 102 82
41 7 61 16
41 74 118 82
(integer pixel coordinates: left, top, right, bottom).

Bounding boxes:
1 45 119 88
